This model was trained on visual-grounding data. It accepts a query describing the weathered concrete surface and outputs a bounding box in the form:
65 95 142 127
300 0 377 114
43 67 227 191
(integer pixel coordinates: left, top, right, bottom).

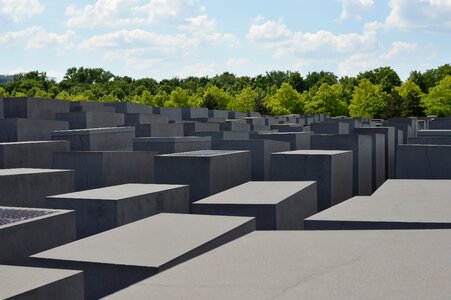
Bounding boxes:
0 118 68 142
0 265 83 300
0 206 75 264
134 136 211 154
3 97 69 120
31 213 255 299
0 168 75 207
0 140 69 169
106 230 451 300
192 181 317 229
47 183 190 238
250 132 311 150
56 111 125 129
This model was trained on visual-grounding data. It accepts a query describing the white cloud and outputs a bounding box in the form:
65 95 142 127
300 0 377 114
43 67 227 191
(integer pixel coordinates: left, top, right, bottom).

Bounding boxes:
381 41 417 59
0 27 75 49
177 63 218 78
338 0 374 22
385 0 451 32
178 14 216 33
226 58 250 69
66 0 206 28
104 49 164 71
0 0 44 21
247 18 378 56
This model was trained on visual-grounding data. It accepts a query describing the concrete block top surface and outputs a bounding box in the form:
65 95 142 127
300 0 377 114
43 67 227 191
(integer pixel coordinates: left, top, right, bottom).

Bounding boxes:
47 183 187 201
194 181 316 205
0 168 72 176
0 206 69 228
32 213 254 268
0 140 66 146
0 265 82 299
52 126 134 136
106 230 451 299
158 150 249 157
371 179 451 201
418 130 451 136
134 136 211 143
273 150 352 156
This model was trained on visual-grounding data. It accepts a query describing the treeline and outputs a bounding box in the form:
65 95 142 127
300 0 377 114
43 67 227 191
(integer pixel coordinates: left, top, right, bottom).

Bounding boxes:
0 65 450 117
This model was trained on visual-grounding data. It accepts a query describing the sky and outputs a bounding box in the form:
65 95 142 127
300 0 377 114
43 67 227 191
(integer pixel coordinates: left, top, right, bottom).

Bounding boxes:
0 0 450 81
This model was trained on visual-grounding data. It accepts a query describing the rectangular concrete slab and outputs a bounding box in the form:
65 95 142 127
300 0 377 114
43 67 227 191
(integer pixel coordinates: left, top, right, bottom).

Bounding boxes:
0 168 75 207
155 150 251 202
0 265 83 300
135 123 184 137
104 102 153 114
311 134 372 196
106 230 451 300
192 181 317 230
124 113 168 125
216 139 290 180
312 122 350 134
250 132 311 150
31 213 255 299
3 97 69 120
0 206 75 264
52 126 135 151
47 183 190 238
270 150 353 211
134 136 211 154
0 140 69 169
0 118 69 142
56 111 125 129
396 144 451 179
190 131 250 148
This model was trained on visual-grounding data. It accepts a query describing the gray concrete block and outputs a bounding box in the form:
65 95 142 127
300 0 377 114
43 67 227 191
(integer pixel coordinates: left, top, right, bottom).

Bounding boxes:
242 117 265 126
251 132 311 150
355 127 396 179
228 111 247 119
0 168 75 207
104 102 153 114
135 123 184 137
418 130 451 136
182 107 208 120
0 141 69 169
270 150 353 211
192 181 317 230
47 183 189 238
31 213 255 299
0 265 83 300
70 101 116 113
155 150 251 202
181 121 220 135
53 151 155 191
124 113 168 125
408 137 451 145
305 179 451 230
133 136 211 154
3 98 69 120
219 120 250 131
106 230 451 299
430 118 451 129
0 98 3 119
0 207 75 264
386 118 415 143
208 109 229 118
52 127 135 151
270 124 308 132
153 107 182 121
312 122 350 134
217 139 290 180
396 144 451 179
0 118 68 142
311 134 372 196
326 118 362 133
56 111 125 129
250 124 270 131
190 131 250 148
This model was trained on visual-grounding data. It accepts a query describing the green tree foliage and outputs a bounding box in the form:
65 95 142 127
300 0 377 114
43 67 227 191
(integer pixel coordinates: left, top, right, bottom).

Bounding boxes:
305 71 338 90
227 87 258 112
421 76 451 116
349 79 387 118
357 67 401 93
266 83 304 115
202 86 233 109
395 80 424 117
304 83 348 116
164 87 202 108
409 64 451 93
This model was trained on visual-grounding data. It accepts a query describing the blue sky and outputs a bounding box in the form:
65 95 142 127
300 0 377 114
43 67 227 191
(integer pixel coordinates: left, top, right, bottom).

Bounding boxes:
0 0 450 81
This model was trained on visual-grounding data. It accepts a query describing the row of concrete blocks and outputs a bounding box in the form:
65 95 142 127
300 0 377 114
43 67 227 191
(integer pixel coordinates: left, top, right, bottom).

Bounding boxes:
2 179 451 299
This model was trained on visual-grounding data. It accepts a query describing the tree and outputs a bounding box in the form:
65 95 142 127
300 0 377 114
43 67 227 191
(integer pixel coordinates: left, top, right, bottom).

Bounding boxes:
383 90 404 119
202 86 233 109
227 87 258 112
164 87 202 108
349 79 387 118
421 76 451 116
266 83 304 115
287 71 306 93
357 67 401 93
395 80 424 117
305 71 338 90
304 83 348 116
